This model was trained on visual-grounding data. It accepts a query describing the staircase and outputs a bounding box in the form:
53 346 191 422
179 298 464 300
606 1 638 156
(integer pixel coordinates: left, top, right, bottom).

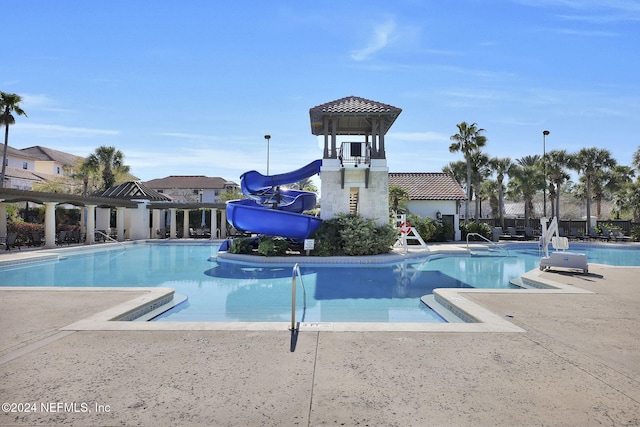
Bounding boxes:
349 190 358 214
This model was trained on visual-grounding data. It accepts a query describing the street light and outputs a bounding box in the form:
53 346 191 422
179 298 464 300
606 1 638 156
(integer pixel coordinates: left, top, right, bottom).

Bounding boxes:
264 134 271 175
543 130 550 218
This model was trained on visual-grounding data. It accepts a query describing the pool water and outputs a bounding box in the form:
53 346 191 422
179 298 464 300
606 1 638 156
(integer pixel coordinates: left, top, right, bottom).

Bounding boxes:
0 243 638 323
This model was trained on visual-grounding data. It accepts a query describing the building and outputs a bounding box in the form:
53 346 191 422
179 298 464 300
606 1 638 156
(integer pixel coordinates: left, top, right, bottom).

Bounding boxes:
310 96 402 225
1 145 82 190
143 176 239 203
388 172 467 240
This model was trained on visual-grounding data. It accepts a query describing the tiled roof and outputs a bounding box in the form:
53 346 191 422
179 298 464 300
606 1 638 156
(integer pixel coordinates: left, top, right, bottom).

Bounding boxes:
388 172 467 201
309 96 402 115
309 96 402 136
144 175 234 190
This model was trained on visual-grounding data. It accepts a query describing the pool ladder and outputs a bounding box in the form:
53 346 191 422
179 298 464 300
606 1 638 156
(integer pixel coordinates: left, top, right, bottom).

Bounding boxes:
290 263 307 331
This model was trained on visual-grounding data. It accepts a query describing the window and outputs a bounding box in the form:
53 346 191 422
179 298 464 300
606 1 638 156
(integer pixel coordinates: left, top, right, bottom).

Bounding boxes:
56 166 61 174
23 162 28 169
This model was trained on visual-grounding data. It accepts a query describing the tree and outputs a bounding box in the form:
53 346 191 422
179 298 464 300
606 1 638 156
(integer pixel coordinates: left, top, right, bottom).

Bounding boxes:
545 150 571 220
569 147 616 235
488 156 514 228
388 186 410 214
0 92 28 189
86 146 131 191
442 161 467 187
469 151 491 219
510 160 544 228
449 122 487 222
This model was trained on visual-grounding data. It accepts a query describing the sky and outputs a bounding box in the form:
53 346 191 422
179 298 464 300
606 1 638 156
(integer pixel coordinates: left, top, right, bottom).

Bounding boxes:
3 0 639 186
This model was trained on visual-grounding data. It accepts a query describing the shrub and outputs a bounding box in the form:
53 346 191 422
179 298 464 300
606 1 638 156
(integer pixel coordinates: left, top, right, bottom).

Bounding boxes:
257 236 288 257
406 214 436 242
310 213 398 256
460 221 492 240
229 237 254 254
630 225 640 241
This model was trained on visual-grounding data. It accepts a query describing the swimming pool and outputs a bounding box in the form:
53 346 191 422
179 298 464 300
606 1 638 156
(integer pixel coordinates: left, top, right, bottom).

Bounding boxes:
0 242 638 323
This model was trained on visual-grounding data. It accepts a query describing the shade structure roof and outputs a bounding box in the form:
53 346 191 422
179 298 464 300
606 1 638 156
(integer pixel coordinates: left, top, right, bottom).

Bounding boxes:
388 172 467 201
94 181 172 201
309 96 402 136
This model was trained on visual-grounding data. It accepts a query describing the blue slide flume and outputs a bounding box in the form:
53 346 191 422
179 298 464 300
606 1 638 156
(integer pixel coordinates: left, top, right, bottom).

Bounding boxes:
226 159 322 240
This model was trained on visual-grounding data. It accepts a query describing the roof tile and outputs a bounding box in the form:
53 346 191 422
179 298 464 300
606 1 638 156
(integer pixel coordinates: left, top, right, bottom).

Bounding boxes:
388 172 467 201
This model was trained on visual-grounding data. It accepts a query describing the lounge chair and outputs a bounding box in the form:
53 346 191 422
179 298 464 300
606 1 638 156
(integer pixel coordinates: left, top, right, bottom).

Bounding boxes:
568 227 578 241
524 226 536 240
29 231 43 247
3 232 20 251
57 230 69 246
598 228 612 242
507 227 525 240
612 229 632 242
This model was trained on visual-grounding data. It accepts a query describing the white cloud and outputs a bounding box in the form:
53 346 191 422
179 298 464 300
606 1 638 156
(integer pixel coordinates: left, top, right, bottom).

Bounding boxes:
18 123 120 138
350 20 397 61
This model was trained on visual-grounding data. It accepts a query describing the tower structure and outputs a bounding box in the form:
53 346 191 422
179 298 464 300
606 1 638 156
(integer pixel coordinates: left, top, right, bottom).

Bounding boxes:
309 96 402 225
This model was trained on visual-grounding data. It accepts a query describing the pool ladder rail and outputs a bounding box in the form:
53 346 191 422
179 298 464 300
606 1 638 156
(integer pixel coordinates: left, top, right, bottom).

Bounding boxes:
290 263 307 331
466 233 511 257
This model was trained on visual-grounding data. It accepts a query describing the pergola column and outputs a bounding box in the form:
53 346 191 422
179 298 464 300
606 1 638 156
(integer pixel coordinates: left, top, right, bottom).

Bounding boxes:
323 118 329 158
116 207 126 241
0 201 6 239
211 208 218 239
331 119 337 159
44 202 58 249
220 208 227 238
183 209 190 238
85 205 96 244
169 208 177 238
378 118 386 158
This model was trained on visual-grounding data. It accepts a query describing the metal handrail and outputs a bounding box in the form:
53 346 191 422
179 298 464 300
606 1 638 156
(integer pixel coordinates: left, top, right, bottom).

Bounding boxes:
466 233 499 250
94 230 126 250
290 263 307 331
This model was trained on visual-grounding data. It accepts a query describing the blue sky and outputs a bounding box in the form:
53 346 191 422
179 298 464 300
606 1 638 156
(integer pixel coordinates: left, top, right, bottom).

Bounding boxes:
3 1 639 184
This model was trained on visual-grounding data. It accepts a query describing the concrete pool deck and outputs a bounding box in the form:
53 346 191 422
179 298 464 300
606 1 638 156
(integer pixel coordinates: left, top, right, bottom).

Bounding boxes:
1 250 640 425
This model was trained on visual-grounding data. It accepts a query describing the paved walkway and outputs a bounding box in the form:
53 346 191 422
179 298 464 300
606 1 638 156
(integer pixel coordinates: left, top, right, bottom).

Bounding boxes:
1 254 639 425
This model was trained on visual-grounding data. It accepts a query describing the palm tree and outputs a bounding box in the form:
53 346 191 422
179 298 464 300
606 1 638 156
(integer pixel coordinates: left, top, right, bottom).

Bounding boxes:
442 161 467 187
508 163 544 228
86 146 131 191
569 147 616 236
545 150 571 220
516 155 544 220
389 186 410 214
449 122 487 223
469 151 491 219
632 146 640 172
0 92 28 189
488 156 514 228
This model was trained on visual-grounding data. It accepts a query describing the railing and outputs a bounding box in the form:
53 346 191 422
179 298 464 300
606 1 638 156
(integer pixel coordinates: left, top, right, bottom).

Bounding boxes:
94 230 126 250
338 142 371 168
466 233 499 250
290 263 307 331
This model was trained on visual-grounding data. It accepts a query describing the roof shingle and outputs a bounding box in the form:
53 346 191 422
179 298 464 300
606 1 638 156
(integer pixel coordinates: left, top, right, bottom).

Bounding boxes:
388 172 467 201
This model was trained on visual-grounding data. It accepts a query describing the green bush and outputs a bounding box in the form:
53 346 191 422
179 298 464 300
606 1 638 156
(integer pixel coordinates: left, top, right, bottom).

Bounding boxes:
630 225 640 241
257 236 288 257
310 213 398 256
406 214 436 242
460 221 492 240
229 237 254 254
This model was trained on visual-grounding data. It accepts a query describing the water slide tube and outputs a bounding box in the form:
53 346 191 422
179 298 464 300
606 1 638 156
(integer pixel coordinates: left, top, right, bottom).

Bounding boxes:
226 159 322 240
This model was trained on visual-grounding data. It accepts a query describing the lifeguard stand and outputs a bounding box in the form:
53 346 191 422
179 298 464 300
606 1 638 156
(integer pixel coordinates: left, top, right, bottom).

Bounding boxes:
309 96 402 225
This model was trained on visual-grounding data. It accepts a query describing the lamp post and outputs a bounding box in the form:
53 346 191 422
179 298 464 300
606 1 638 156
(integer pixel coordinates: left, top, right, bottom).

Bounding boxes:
542 130 550 218
264 135 271 175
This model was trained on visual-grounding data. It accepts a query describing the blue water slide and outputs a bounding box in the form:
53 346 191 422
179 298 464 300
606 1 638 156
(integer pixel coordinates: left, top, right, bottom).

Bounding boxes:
226 159 322 240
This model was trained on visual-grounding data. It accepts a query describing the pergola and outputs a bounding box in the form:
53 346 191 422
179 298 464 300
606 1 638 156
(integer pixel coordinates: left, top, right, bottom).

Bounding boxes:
309 96 402 161
0 185 227 249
